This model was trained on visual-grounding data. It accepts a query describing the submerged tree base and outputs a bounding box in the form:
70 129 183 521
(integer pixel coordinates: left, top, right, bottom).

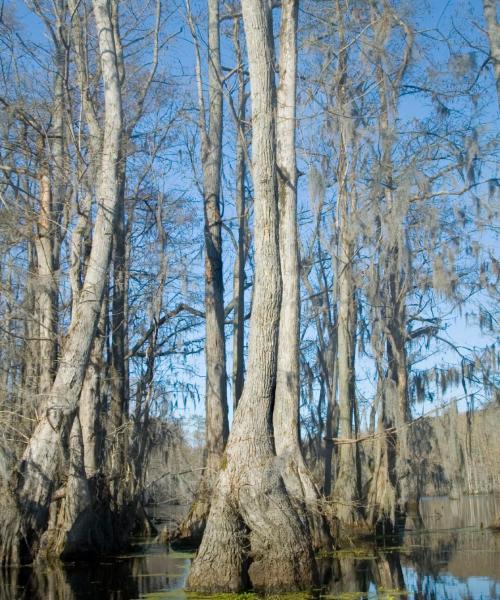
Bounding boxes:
186 436 323 593
0 471 147 566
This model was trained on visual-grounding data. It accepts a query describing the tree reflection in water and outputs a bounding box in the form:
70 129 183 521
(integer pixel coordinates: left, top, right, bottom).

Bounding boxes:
0 543 190 600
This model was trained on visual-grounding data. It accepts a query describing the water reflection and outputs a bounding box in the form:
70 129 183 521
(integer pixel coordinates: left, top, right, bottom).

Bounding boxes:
0 495 499 599
319 551 408 599
318 494 500 599
0 543 191 600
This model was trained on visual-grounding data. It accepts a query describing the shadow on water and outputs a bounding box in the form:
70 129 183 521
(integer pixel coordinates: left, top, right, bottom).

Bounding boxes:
1 495 500 599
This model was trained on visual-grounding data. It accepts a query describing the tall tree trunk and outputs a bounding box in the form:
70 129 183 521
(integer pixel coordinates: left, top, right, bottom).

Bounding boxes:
273 0 330 549
367 43 413 531
273 0 301 462
79 291 108 478
128 197 167 538
302 250 338 497
232 19 247 411
0 0 123 564
39 416 94 560
49 1 68 374
35 152 57 397
332 223 361 526
22 242 39 410
187 1 317 591
109 164 129 506
387 286 412 516
173 0 228 546
34 3 67 400
324 0 363 528
367 366 397 528
323 345 338 496
203 0 229 475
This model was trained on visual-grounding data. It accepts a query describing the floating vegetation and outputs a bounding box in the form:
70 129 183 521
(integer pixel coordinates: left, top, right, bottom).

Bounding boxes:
186 593 311 600
138 592 187 600
318 547 377 560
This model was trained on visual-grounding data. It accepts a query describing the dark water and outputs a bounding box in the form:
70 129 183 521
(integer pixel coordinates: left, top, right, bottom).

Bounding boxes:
1 495 499 599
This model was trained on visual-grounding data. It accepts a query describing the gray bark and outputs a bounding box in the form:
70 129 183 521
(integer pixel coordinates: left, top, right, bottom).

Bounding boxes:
0 0 123 563
187 0 317 591
273 0 330 549
323 344 338 496
329 15 362 524
79 294 108 478
366 28 414 527
172 0 229 546
332 215 360 525
34 155 57 398
274 0 301 460
32 0 67 400
109 163 129 505
231 19 247 410
202 0 229 474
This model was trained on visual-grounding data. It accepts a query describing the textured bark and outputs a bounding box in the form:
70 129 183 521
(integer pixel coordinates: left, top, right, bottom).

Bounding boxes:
231 21 247 410
69 194 91 317
22 243 39 404
0 0 123 564
367 47 414 530
34 5 67 400
323 354 338 496
273 0 301 460
321 3 363 527
330 83 362 526
109 164 129 505
387 303 412 513
79 295 108 478
332 228 361 526
367 375 397 528
34 159 57 398
483 0 500 107
38 416 93 559
187 0 317 591
202 0 229 475
173 0 229 546
273 0 331 550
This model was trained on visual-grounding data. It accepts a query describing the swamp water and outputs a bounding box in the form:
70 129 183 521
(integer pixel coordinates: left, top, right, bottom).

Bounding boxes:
1 495 499 600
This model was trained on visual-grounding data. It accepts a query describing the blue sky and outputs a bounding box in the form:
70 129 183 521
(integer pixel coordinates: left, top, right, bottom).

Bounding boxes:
6 0 498 432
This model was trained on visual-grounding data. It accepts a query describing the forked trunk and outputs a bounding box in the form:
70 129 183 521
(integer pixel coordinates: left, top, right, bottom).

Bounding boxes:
187 1 317 591
39 416 93 559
